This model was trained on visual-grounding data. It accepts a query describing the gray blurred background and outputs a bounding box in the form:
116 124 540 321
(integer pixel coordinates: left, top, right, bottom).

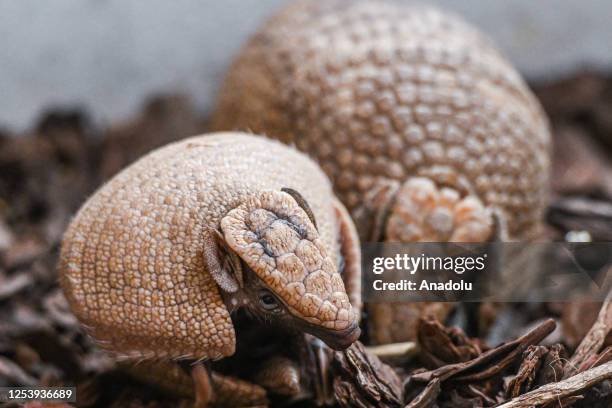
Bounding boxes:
1 0 611 131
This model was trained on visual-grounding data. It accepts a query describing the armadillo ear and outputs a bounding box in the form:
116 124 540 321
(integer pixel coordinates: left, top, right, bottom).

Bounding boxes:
203 228 243 293
491 207 510 242
281 187 318 230
332 197 362 317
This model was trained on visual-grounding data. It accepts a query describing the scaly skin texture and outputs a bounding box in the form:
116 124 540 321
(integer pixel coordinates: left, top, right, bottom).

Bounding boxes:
128 361 269 407
211 0 551 343
221 191 353 331
59 132 360 364
211 0 551 241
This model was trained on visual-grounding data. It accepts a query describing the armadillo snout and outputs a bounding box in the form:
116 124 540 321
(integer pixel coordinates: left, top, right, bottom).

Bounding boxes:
321 323 361 351
298 318 361 351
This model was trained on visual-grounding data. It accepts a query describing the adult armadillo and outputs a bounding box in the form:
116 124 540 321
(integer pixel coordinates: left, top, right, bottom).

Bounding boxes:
59 132 361 406
211 0 551 342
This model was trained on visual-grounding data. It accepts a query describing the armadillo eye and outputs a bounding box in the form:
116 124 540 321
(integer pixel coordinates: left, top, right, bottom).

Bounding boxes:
259 290 280 311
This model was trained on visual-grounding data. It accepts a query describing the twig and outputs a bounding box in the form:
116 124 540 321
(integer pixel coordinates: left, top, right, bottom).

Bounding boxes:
496 360 612 408
547 196 612 240
0 356 37 386
404 378 440 408
564 288 612 378
0 272 33 300
366 341 418 362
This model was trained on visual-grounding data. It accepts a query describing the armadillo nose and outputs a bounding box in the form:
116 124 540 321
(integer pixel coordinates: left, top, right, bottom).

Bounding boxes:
324 323 361 351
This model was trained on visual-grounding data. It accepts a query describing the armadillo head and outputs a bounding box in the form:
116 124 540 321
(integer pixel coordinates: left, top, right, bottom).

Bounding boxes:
385 177 494 242
208 189 360 350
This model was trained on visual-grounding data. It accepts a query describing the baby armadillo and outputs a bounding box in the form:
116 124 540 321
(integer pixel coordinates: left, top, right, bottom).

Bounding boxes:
59 132 361 406
211 0 551 342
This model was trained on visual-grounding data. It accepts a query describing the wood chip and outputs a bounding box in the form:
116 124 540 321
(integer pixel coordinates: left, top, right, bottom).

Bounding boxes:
547 196 612 240
408 319 556 384
497 360 612 408
0 355 37 386
505 345 548 398
332 341 403 408
564 288 612 378
0 272 33 300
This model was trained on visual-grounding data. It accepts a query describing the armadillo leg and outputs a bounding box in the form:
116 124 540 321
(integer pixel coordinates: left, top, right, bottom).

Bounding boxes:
194 365 271 407
123 359 268 407
333 197 362 316
252 356 302 397
210 371 268 407
192 363 214 408
306 335 335 406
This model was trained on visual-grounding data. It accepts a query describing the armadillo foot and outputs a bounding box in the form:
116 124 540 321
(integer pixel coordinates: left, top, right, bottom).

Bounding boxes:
253 356 302 397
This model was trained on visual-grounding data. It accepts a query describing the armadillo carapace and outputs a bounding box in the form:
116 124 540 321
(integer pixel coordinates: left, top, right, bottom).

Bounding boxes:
59 132 361 405
211 0 551 245
211 0 551 344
